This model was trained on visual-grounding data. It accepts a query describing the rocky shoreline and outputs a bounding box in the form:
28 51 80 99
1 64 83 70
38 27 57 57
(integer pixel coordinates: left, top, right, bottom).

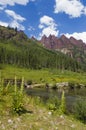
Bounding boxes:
3 79 86 90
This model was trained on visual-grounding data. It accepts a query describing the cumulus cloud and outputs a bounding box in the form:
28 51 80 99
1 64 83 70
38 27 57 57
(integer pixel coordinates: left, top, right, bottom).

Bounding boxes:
39 15 56 26
38 15 59 38
0 0 36 10
0 10 25 30
65 32 86 43
0 21 8 27
9 20 25 30
5 10 26 22
0 0 29 6
54 0 86 18
0 20 25 30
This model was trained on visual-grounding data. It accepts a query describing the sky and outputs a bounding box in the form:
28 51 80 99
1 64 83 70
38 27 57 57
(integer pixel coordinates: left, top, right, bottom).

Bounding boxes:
0 0 86 43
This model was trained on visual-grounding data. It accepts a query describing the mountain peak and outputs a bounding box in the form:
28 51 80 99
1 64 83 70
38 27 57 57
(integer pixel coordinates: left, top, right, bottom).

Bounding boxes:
60 35 68 40
40 34 86 64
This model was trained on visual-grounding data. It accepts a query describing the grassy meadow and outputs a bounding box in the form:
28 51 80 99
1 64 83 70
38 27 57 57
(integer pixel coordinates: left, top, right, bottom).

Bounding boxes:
0 64 86 85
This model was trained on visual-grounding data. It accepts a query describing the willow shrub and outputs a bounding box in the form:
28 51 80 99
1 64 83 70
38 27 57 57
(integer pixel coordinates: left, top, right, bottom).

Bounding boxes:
73 98 86 123
47 96 60 111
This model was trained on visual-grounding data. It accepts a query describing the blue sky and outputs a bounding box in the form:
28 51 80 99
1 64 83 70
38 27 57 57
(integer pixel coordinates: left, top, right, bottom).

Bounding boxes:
0 0 86 43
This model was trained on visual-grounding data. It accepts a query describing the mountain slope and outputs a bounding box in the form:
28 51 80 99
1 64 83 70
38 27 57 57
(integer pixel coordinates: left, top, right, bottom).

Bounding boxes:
40 35 86 67
0 26 84 71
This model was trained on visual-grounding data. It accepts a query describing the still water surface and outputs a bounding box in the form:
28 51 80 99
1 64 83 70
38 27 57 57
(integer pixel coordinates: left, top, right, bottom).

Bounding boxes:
26 87 86 111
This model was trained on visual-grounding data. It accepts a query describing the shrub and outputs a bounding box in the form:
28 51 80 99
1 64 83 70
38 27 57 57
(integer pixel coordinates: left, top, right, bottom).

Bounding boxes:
12 92 24 115
34 96 42 105
47 96 60 111
73 98 86 123
12 77 25 115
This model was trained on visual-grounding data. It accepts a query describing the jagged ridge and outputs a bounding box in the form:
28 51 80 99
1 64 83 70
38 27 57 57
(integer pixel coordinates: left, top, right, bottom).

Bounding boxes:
40 35 86 65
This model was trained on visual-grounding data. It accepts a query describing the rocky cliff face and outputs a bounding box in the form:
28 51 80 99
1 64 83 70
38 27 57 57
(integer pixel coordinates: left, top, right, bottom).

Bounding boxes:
41 34 86 50
40 35 57 49
40 34 86 63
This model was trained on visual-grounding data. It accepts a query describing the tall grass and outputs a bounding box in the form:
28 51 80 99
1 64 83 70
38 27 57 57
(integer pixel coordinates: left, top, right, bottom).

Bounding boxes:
12 77 25 115
59 91 66 114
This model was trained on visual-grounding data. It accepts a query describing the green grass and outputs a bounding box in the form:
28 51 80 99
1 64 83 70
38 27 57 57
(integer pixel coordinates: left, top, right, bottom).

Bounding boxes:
0 64 86 85
0 64 86 129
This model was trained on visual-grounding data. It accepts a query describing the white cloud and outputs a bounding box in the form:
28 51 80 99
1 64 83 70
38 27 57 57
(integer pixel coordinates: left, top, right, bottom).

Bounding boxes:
0 5 6 10
5 10 26 22
65 32 86 43
41 26 58 37
38 24 44 29
28 26 35 31
9 20 25 30
54 0 86 18
39 15 55 26
0 21 8 27
38 15 59 38
0 20 25 30
0 0 29 6
0 0 36 10
0 10 25 30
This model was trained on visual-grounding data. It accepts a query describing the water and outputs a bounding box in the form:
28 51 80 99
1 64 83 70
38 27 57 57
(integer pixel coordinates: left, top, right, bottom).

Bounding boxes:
26 87 86 98
26 87 86 112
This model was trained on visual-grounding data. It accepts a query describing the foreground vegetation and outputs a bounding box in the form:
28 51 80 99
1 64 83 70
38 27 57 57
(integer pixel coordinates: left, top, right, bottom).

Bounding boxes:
0 65 86 129
0 78 86 129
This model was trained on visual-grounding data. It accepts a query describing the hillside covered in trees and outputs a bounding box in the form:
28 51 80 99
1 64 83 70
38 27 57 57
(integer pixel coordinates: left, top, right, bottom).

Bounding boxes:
0 25 85 71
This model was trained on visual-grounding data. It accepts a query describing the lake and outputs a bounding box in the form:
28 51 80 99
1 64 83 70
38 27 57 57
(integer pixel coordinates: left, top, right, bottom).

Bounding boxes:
26 87 86 112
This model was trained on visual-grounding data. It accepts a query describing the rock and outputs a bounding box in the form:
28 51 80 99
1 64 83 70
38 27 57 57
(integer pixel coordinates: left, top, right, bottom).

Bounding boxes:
71 124 76 128
13 124 18 129
47 83 56 89
40 34 86 63
56 127 58 130
8 119 13 124
48 111 52 115
60 115 65 119
16 118 21 122
1 124 5 129
56 82 69 89
40 128 44 130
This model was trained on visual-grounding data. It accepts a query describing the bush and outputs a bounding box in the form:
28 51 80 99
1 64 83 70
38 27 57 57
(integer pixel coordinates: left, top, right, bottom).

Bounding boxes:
47 96 60 111
12 77 25 115
73 98 86 123
34 96 42 105
12 92 24 115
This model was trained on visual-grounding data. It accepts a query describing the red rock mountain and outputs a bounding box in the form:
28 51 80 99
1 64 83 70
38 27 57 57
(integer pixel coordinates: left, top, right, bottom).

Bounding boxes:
41 35 86 50
40 34 86 63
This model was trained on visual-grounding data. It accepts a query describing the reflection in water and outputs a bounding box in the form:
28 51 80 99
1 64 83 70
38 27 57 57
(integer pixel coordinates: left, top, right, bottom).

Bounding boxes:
26 87 86 98
26 87 86 112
